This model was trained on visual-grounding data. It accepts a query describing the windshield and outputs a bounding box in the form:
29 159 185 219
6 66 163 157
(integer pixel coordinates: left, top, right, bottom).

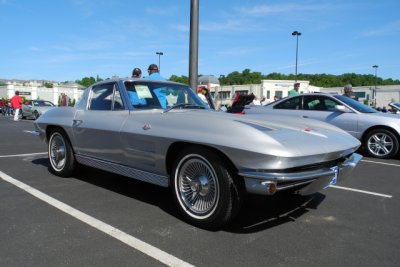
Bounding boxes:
334 95 378 113
125 81 209 110
390 102 400 110
34 101 55 107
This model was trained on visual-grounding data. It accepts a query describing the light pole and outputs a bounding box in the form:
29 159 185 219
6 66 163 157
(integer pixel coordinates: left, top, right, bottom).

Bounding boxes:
156 52 163 73
372 65 378 107
292 31 301 82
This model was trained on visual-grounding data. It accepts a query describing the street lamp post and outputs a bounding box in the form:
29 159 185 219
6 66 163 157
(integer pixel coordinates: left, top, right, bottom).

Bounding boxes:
156 52 163 73
372 65 378 107
292 31 302 82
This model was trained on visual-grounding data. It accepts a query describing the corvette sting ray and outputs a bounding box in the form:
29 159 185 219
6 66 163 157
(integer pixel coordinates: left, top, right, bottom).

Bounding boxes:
34 78 362 229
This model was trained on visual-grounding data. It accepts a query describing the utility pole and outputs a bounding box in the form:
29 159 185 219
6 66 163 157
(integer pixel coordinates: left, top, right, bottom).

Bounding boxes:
292 31 301 82
189 0 199 93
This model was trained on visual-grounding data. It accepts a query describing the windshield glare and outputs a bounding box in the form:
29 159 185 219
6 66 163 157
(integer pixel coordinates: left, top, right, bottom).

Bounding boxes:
334 95 377 113
125 81 209 110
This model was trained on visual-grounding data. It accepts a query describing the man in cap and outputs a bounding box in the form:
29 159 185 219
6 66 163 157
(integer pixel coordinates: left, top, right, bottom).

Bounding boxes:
146 64 167 108
147 64 165 80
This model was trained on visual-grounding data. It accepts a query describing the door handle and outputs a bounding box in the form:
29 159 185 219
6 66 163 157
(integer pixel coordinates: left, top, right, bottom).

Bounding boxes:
73 119 83 126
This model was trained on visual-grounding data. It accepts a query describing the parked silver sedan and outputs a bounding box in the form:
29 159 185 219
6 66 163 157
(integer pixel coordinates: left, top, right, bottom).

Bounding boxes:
389 102 400 114
34 79 361 229
245 93 400 159
21 99 56 119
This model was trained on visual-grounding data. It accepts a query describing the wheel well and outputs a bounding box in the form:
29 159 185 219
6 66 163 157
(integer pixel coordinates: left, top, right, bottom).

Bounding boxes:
361 125 400 144
45 125 60 142
165 142 242 185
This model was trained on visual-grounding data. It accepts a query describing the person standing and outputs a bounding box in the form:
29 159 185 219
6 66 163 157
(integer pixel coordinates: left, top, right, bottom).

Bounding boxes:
132 68 142 78
0 98 5 116
288 82 300 96
10 91 22 121
342 84 359 101
60 93 69 106
146 64 165 80
146 64 167 108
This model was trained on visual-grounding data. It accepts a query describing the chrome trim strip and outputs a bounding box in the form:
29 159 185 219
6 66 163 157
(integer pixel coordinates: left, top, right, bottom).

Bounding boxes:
241 153 362 195
75 155 169 187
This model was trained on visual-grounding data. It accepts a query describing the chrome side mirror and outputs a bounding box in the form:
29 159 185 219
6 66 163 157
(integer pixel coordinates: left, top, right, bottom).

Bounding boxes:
335 105 348 112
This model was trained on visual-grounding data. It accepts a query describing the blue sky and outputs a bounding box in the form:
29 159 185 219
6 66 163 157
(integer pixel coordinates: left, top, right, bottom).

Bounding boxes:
1 0 399 82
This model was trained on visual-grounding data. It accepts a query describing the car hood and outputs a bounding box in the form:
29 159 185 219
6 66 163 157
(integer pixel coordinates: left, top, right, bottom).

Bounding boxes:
158 110 360 158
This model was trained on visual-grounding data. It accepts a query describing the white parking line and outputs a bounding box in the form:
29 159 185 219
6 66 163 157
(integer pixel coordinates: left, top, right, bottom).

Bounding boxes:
0 170 194 267
361 159 400 167
0 152 47 158
330 185 392 198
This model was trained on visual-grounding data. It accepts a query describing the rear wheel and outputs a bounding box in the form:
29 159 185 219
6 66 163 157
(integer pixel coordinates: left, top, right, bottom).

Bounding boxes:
171 146 242 230
364 129 399 159
48 129 77 177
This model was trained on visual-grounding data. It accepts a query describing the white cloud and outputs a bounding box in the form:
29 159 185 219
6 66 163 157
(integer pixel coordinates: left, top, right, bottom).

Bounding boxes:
145 6 179 16
29 46 41 52
170 24 189 32
235 2 336 17
216 47 257 57
363 20 400 36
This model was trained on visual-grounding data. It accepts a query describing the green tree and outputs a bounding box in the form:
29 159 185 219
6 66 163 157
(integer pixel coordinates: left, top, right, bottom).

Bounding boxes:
76 77 97 87
169 75 189 84
44 82 53 88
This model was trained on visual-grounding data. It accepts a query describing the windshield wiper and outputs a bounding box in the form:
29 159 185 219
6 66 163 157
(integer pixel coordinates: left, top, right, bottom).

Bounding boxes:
163 103 206 113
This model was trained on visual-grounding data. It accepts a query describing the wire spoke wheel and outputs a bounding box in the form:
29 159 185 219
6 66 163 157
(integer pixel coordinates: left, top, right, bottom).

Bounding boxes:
48 129 76 177
177 156 219 217
49 133 66 171
172 146 243 230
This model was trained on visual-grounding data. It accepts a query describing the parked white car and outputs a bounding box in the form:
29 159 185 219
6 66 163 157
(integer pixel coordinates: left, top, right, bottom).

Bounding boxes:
244 93 400 159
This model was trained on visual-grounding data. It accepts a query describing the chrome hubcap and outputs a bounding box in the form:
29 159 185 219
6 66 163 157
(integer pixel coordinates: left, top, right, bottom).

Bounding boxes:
50 134 66 170
176 156 219 217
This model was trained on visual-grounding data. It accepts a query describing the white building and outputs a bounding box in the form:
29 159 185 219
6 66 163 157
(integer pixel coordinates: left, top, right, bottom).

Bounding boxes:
210 79 320 106
0 81 85 105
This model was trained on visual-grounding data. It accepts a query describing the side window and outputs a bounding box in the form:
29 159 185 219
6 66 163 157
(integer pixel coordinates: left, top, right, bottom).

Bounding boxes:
274 96 301 109
304 96 322 110
89 83 124 111
303 96 339 111
323 97 340 112
113 86 124 110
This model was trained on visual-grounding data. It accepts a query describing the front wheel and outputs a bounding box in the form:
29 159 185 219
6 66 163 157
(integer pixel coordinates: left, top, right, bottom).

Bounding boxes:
171 146 242 230
48 129 77 177
364 129 399 159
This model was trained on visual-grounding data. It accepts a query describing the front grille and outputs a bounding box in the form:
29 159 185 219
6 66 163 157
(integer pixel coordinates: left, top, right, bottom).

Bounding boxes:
266 155 348 174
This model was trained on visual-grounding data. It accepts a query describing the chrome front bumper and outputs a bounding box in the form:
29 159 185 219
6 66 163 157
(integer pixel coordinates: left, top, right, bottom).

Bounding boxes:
240 153 362 196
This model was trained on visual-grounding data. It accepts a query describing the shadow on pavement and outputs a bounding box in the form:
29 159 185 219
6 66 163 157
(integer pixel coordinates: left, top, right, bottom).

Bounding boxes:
224 192 325 233
31 158 327 233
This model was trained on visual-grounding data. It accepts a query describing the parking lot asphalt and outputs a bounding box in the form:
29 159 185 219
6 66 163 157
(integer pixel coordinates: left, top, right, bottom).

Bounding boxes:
1 115 399 267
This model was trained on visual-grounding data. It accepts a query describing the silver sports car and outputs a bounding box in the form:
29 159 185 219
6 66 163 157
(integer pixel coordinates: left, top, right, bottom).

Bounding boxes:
244 93 400 159
21 99 57 120
34 78 361 229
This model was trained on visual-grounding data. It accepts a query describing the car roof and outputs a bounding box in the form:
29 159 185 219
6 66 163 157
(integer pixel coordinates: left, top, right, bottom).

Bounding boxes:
92 77 185 87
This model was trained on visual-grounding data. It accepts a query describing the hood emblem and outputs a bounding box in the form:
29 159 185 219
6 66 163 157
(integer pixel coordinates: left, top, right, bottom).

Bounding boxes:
142 124 151 130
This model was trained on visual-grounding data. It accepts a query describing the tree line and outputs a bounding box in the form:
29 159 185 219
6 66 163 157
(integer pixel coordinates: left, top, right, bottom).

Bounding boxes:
72 69 400 88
